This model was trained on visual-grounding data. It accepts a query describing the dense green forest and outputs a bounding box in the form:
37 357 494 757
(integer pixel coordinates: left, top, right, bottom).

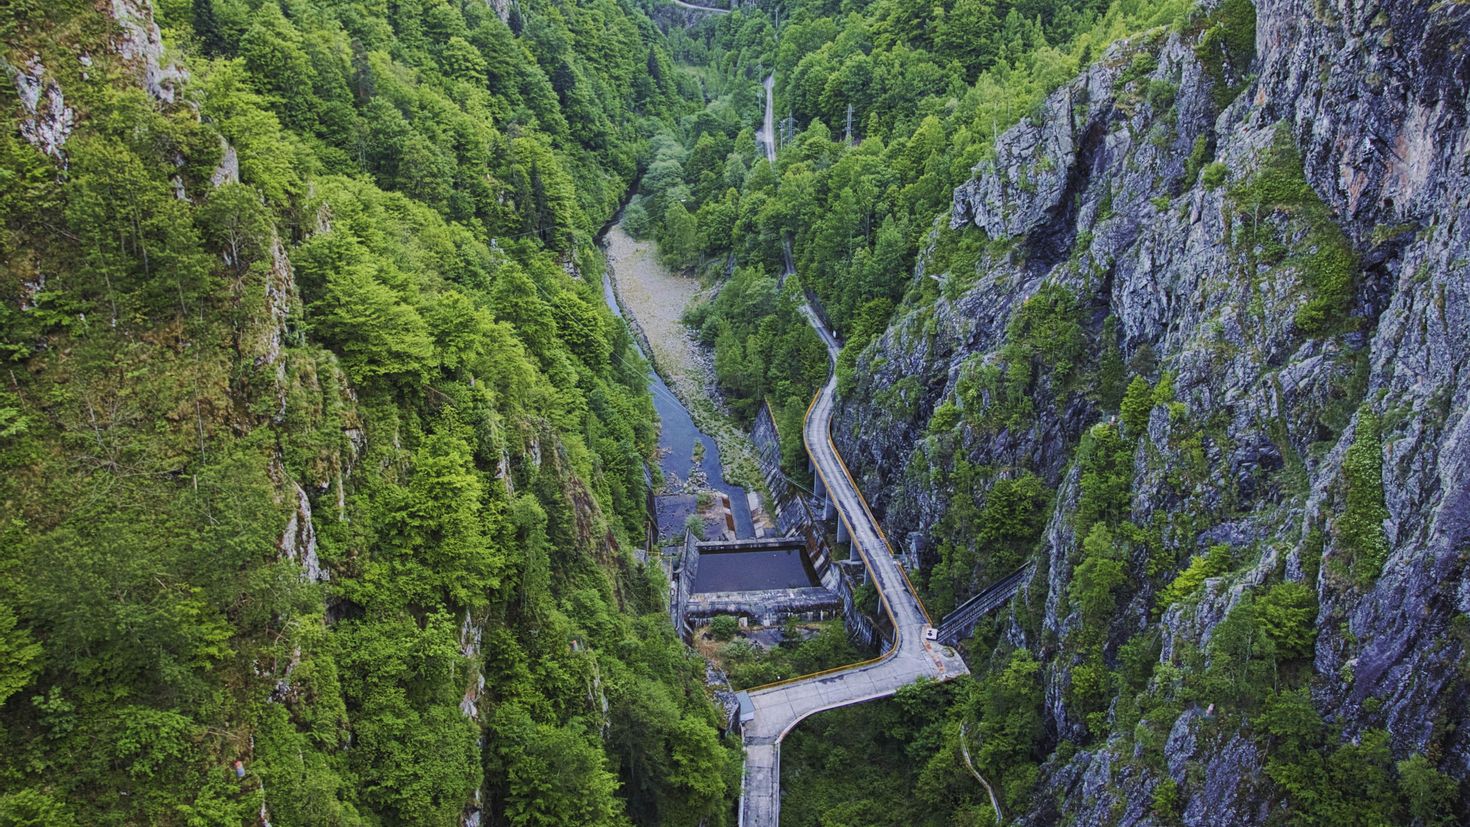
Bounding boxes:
5 0 1464 823
0 0 740 824
634 0 1195 472
633 0 1464 824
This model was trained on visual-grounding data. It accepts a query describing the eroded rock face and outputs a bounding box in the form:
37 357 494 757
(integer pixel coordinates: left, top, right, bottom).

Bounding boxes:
835 0 1470 820
110 0 186 103
10 57 74 159
459 611 485 719
10 0 189 161
279 481 326 583
484 0 514 25
210 139 239 188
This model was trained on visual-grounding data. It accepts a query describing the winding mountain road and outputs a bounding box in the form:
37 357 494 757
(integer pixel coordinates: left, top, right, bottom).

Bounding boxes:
670 0 730 13
734 63 969 826
662 5 972 822
755 73 799 282
757 74 776 162
737 305 969 825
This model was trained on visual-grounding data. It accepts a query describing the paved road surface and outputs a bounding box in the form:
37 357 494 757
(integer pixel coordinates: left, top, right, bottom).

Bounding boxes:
724 37 969 827
756 74 800 281
758 74 776 162
666 6 978 824
737 299 968 826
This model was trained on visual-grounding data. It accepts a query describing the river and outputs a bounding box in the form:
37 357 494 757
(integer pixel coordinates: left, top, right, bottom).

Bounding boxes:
599 228 755 538
601 247 823 592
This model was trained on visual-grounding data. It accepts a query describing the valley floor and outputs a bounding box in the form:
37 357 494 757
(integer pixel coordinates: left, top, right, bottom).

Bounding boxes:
603 219 767 494
603 223 710 404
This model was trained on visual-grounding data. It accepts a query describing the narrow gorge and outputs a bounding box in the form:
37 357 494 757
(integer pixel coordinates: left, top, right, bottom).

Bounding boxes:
2 0 1467 824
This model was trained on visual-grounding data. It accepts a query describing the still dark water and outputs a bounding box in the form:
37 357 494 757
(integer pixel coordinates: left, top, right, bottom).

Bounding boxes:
692 548 819 593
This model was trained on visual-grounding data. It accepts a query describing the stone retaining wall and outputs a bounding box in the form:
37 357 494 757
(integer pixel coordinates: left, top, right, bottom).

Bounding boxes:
751 404 882 650
686 587 842 627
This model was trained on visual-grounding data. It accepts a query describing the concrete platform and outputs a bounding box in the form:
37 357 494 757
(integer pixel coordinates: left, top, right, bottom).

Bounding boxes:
687 587 841 626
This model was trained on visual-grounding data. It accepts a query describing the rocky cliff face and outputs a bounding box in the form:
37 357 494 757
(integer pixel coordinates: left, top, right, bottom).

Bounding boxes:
835 0 1469 820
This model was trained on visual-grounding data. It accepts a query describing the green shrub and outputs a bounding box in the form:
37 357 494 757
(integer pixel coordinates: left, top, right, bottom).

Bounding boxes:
0 605 40 708
1008 285 1087 383
955 285 1087 432
1396 754 1459 827
708 615 740 642
1156 544 1233 612
1253 581 1318 661
1265 727 1404 825
973 649 1045 805
1337 408 1389 585
685 513 707 539
1231 126 1358 336
1117 631 1163 693
1096 316 1127 411
1146 79 1177 109
1121 51 1160 86
927 400 960 436
1120 375 1154 439
1203 597 1277 708
927 466 1050 615
1259 687 1322 747
1071 524 1127 630
716 621 861 689
1201 162 1227 190
1185 135 1211 184
1194 0 1257 107
621 201 651 238
1067 657 1115 736
1291 227 1357 336
956 359 1030 433
928 222 988 283
1074 422 1134 539
1150 777 1181 822
1152 371 1177 405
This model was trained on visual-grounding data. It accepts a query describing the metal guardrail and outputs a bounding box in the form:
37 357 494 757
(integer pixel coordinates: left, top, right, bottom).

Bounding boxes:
741 387 897 694
754 399 881 649
744 305 939 693
936 564 1033 646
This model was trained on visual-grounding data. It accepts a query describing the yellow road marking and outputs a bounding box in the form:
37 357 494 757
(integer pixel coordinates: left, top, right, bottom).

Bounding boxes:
743 376 937 692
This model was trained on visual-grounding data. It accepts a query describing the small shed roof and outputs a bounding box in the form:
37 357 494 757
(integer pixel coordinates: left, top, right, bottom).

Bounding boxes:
736 691 755 722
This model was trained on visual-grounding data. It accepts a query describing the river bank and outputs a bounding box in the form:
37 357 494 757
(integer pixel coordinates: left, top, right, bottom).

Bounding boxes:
600 223 771 508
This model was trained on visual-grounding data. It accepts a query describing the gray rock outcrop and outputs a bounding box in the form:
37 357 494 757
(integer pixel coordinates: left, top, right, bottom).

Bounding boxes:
835 0 1470 820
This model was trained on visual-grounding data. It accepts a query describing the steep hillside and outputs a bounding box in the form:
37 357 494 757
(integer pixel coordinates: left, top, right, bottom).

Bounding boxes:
836 0 1469 820
6 0 1468 822
644 0 1204 488
0 1 737 825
